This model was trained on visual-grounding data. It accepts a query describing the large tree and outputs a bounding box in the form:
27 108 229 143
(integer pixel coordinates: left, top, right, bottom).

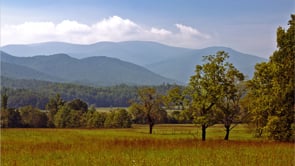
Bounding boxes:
186 51 230 141
248 15 294 141
216 67 245 140
130 87 165 134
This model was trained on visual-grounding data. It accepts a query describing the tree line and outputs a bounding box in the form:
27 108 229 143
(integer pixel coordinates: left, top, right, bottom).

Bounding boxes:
1 78 175 109
1 15 294 142
1 95 133 128
0 93 188 129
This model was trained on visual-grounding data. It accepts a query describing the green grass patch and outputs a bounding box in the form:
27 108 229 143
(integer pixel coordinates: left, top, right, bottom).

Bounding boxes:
95 107 127 112
1 124 294 166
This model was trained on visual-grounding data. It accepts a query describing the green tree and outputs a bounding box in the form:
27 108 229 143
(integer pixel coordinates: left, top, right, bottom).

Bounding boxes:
248 15 295 141
67 110 82 128
90 111 107 128
53 106 71 128
46 94 65 127
186 51 230 141
19 106 48 128
114 109 132 128
66 99 88 113
104 110 117 128
164 86 185 110
130 87 164 134
54 105 85 128
1 91 8 110
104 109 132 128
0 109 22 128
216 71 245 140
128 104 146 124
246 63 272 137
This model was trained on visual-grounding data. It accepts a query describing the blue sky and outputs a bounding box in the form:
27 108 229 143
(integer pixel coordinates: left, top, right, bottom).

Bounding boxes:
1 0 294 58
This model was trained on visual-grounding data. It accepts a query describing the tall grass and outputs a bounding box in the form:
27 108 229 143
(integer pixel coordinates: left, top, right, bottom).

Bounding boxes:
1 125 294 166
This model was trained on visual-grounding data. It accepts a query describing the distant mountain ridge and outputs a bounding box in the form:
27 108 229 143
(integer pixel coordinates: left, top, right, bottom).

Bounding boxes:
1 62 63 82
1 41 190 66
0 51 178 86
1 41 267 82
146 46 266 81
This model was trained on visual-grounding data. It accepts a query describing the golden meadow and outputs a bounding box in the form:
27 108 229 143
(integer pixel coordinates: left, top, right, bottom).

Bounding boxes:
1 124 294 166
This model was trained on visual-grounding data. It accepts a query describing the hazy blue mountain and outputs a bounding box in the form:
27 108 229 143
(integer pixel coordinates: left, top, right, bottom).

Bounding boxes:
1 41 190 66
0 51 178 86
146 47 267 82
1 62 63 82
1 41 267 83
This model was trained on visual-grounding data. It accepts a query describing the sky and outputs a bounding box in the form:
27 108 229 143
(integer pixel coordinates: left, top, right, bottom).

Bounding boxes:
1 0 294 58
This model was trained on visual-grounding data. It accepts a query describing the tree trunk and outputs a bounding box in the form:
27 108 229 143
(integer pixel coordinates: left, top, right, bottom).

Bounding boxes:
202 125 206 141
224 125 230 140
149 123 154 134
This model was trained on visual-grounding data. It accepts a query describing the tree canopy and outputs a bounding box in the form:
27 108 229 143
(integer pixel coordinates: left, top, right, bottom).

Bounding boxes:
186 51 235 140
247 14 294 141
129 87 165 134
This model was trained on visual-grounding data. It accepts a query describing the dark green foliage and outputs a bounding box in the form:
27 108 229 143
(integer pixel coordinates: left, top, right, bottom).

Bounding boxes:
66 99 88 113
104 109 132 128
247 15 295 141
53 106 72 128
128 104 146 124
46 94 65 127
114 109 132 128
54 96 88 128
2 77 176 109
18 106 48 128
53 105 131 128
53 105 84 128
1 91 8 110
1 80 175 128
85 111 107 128
0 109 22 127
104 111 117 128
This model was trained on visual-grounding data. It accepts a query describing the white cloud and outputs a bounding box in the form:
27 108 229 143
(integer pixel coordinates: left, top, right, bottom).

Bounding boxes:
176 23 211 39
1 16 212 48
90 16 140 41
56 20 91 34
2 22 57 44
92 16 139 35
150 27 172 35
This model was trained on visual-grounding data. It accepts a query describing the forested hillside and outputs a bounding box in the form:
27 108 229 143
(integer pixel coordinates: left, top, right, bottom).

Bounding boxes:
0 51 178 86
1 77 176 109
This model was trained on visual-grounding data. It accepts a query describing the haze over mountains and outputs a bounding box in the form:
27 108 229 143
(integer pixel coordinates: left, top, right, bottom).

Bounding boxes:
0 51 176 86
1 41 188 66
1 41 267 86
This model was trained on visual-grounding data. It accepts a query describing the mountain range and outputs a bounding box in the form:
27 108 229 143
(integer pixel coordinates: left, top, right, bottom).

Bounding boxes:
0 51 177 86
1 41 267 85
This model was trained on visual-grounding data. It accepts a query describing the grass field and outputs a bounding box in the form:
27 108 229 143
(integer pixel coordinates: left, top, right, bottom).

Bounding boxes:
1 124 294 166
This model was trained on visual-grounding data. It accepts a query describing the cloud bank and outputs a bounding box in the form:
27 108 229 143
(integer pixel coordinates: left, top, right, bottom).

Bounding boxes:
1 16 211 48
